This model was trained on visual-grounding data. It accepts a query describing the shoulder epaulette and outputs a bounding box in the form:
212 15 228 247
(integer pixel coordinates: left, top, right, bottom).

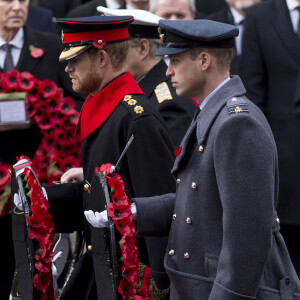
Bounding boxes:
154 82 173 103
226 97 249 115
123 95 144 115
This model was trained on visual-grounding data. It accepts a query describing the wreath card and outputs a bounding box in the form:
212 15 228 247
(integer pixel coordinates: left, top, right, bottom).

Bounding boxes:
0 92 30 131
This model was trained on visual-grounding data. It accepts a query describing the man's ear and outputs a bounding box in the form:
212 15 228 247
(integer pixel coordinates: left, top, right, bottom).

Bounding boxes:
138 38 150 60
199 52 212 71
97 50 109 67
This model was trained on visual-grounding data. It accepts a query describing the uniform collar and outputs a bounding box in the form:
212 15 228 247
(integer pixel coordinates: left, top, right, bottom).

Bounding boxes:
76 72 144 139
138 59 167 98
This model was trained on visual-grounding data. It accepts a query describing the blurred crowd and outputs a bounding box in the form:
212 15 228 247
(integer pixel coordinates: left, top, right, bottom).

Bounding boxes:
1 0 300 299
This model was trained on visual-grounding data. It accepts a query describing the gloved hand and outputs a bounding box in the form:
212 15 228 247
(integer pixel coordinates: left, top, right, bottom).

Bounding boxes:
84 210 109 228
14 187 48 211
84 203 137 228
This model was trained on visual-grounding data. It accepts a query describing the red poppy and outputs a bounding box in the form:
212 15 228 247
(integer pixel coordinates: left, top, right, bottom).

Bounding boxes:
140 266 152 297
36 111 56 130
99 163 114 175
30 47 44 59
17 72 35 91
60 96 76 113
118 280 136 299
40 80 57 98
2 70 20 90
107 203 131 221
61 110 79 130
93 35 107 49
107 176 125 195
174 146 182 157
115 214 134 235
122 266 139 284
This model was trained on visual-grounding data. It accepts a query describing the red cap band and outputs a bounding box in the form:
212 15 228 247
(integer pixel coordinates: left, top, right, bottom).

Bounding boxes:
63 27 129 43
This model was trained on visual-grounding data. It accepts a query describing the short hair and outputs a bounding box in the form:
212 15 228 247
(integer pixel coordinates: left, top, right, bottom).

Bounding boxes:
149 0 196 13
129 37 162 57
88 40 130 71
189 47 233 72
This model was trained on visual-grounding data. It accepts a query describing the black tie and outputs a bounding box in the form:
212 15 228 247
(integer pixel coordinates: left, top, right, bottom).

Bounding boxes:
2 43 14 73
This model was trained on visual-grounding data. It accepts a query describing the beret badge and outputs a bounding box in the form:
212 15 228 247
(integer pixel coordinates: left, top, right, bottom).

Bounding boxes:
158 27 164 43
93 35 107 49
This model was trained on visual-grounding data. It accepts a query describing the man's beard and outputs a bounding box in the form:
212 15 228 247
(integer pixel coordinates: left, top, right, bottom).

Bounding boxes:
71 66 100 94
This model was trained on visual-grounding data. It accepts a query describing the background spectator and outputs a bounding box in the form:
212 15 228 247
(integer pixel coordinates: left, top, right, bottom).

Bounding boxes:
149 0 199 20
207 0 261 75
0 0 83 297
37 0 82 18
241 0 300 276
195 0 227 15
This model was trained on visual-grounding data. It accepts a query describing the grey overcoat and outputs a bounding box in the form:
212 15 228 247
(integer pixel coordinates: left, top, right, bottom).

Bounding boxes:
135 76 300 299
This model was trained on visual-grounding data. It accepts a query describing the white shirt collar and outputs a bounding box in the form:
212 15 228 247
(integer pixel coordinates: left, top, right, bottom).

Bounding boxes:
0 28 24 49
286 0 300 10
200 77 231 110
229 7 244 25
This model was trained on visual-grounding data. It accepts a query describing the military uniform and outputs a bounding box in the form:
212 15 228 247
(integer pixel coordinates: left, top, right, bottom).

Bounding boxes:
133 19 300 299
135 75 300 300
46 72 176 298
139 59 196 148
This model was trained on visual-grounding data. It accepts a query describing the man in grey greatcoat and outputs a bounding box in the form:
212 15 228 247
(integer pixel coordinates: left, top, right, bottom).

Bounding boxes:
86 19 300 299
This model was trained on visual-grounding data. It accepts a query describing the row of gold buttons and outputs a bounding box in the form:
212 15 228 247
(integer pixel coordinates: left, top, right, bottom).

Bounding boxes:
168 249 190 259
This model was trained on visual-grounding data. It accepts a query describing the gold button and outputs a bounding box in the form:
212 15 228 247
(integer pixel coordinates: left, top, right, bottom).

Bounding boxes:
235 106 243 113
176 178 180 184
169 249 175 256
232 97 237 102
98 39 102 45
184 252 190 259
84 183 90 192
198 145 204 153
276 217 280 225
172 214 176 220
191 182 197 190
186 217 192 224
88 245 92 251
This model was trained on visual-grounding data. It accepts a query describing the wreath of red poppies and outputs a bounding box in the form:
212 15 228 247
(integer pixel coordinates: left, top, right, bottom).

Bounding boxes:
0 70 82 217
96 163 153 300
17 156 55 299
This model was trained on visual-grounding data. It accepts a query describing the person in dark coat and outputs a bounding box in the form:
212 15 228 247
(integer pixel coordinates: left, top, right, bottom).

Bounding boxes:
97 6 196 148
149 0 198 20
66 0 126 18
86 18 300 299
240 0 300 276
195 0 227 15
207 0 260 76
27 5 56 33
0 0 83 298
40 16 176 299
37 0 82 18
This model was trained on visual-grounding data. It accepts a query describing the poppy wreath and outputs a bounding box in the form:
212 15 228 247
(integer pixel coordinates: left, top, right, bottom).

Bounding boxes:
0 70 82 217
18 156 55 299
95 163 153 300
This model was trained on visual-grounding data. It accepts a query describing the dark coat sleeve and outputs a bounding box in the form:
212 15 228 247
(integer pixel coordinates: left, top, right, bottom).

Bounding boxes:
208 113 275 299
126 114 176 198
46 181 84 233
